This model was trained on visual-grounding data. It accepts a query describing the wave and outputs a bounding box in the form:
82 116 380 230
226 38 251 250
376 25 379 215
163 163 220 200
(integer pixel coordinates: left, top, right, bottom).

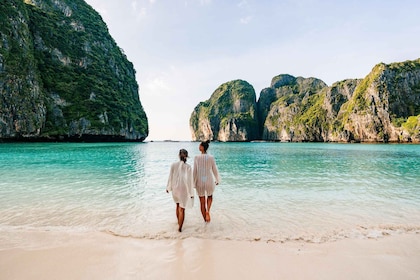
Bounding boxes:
101 224 420 244
1 223 419 245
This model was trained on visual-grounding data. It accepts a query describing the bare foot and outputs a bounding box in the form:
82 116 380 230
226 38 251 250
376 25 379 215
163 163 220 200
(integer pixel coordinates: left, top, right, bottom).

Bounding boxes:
205 211 211 222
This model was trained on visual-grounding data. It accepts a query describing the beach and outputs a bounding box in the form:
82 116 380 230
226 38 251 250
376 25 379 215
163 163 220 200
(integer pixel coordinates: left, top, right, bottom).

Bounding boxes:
1 230 419 280
1 142 419 279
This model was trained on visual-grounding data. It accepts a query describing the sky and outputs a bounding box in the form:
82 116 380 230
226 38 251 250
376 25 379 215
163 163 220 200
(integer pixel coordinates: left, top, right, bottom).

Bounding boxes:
84 0 420 141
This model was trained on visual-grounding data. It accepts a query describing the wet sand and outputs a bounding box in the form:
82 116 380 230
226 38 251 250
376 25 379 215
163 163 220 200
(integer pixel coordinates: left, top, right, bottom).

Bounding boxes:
0 231 419 280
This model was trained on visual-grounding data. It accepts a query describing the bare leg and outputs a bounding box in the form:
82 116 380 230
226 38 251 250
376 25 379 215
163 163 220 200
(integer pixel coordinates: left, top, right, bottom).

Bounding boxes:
177 206 185 232
176 203 180 220
199 196 207 222
206 195 213 222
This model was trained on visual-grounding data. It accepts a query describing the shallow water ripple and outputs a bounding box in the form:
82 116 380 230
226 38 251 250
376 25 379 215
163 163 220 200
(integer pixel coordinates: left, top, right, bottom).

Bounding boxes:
0 142 419 242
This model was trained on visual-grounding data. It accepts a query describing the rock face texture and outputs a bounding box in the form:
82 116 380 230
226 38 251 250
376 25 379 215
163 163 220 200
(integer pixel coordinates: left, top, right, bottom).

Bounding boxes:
261 75 328 142
190 59 420 143
340 61 420 143
190 80 259 142
0 0 148 141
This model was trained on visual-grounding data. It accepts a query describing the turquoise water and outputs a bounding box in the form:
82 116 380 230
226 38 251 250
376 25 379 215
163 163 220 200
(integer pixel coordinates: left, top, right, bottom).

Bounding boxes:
0 142 419 242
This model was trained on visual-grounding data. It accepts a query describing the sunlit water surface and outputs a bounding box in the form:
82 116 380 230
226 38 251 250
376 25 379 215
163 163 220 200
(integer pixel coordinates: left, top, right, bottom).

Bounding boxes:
0 142 419 243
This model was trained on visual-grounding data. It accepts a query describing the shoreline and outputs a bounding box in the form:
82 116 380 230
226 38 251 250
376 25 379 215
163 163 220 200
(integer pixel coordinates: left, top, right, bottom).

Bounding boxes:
1 231 419 280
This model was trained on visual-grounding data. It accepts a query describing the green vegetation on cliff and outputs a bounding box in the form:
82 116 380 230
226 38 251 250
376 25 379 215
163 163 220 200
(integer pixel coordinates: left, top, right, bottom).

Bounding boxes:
0 0 148 141
402 115 420 135
343 64 384 119
190 80 259 141
191 59 420 143
296 90 328 131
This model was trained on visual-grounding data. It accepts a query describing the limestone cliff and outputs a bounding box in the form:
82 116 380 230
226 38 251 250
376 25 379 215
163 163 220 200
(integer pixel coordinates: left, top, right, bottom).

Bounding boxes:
260 75 328 141
191 58 420 143
339 60 420 142
190 80 259 141
0 0 148 141
321 79 361 141
261 59 420 143
0 0 45 138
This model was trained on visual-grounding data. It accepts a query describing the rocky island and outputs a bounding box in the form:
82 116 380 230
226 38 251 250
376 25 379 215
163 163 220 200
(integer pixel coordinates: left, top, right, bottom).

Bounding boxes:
191 59 420 143
0 0 148 142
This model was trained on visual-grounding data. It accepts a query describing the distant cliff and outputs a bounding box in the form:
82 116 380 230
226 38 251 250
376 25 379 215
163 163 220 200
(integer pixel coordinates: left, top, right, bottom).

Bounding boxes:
0 0 148 141
190 59 420 143
339 60 420 143
261 75 328 141
190 80 259 141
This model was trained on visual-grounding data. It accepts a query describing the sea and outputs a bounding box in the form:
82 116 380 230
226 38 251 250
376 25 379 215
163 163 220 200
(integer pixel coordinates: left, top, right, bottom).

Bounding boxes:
0 141 419 243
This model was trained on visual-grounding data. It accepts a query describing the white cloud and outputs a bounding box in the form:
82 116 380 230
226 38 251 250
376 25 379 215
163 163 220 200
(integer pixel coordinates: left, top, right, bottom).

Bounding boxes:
237 0 252 25
199 0 212 6
131 1 147 20
131 1 137 10
240 15 253 24
144 77 171 96
237 0 249 9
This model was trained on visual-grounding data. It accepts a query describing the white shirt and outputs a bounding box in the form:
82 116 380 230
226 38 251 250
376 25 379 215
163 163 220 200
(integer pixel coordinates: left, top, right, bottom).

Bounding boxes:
166 161 194 208
193 154 221 188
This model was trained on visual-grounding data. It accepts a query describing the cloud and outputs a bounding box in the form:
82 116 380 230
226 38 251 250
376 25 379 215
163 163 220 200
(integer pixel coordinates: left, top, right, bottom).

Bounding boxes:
237 0 249 9
131 1 147 20
240 15 253 24
144 76 172 96
200 0 212 6
237 0 252 24
131 1 137 10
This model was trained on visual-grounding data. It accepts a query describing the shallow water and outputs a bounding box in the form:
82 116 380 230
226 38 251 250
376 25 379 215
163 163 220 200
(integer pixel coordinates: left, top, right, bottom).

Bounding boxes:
0 142 419 242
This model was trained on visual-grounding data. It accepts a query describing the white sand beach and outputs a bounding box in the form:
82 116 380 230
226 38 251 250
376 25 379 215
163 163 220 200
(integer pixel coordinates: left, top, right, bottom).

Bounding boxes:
1 231 419 280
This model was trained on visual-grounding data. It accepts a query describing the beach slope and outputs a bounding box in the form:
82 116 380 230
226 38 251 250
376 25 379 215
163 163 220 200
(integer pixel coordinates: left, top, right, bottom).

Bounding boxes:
0 231 419 280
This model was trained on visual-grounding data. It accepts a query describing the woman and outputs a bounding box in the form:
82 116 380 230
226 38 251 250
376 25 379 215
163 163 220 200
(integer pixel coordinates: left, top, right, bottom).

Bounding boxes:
193 140 220 223
166 149 194 232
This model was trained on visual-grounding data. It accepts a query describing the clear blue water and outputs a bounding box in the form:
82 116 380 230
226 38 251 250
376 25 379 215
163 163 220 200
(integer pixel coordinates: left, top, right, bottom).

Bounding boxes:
0 142 419 242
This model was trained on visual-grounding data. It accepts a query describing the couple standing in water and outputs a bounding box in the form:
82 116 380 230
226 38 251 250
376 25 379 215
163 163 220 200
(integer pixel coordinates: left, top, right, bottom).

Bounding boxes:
166 140 220 232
